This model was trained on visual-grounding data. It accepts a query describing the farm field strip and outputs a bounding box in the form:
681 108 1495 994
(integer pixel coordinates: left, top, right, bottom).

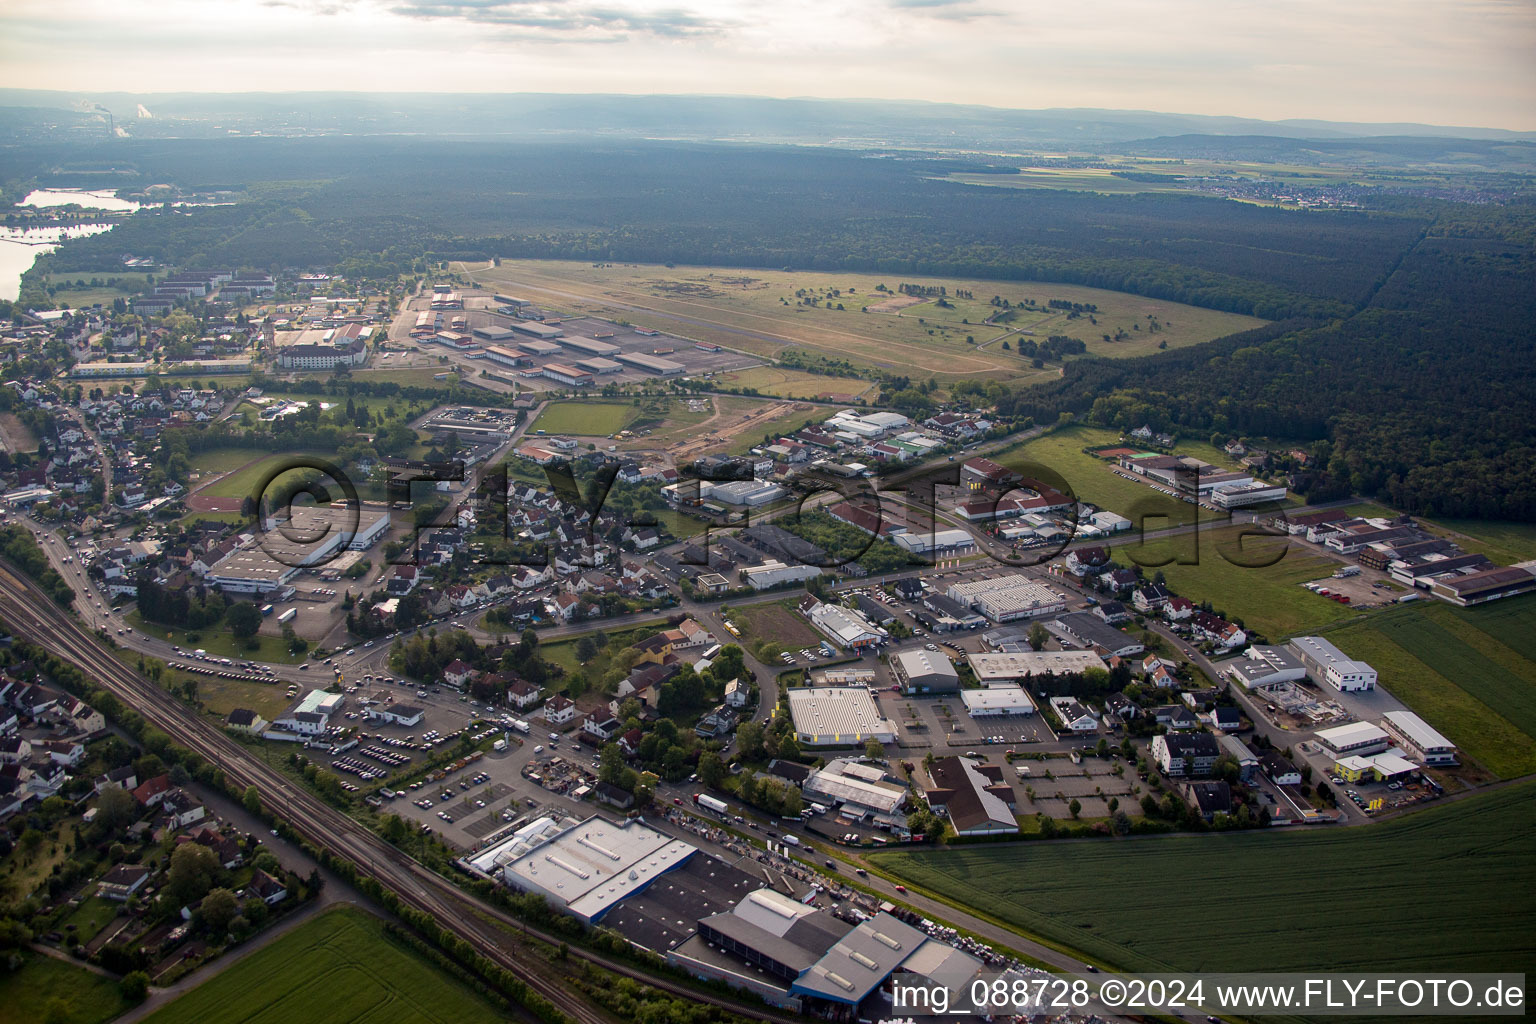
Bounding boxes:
869 780 1536 977
140 906 507 1024
1322 609 1536 779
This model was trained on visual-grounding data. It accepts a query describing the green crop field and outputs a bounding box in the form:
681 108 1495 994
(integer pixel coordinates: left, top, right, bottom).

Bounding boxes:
1117 526 1355 640
141 906 507 1024
530 400 641 436
1321 600 1536 778
871 780 1536 976
456 259 1263 382
0 953 127 1024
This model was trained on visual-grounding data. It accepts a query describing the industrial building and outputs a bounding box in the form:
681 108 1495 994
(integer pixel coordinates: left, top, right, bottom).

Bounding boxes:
1287 636 1378 692
925 756 1017 835
890 528 976 556
575 357 623 375
1380 711 1458 765
965 650 1104 686
518 339 564 357
483 345 531 368
204 503 389 594
558 335 622 357
803 600 883 650
1218 645 1307 689
472 325 517 343
741 560 823 591
946 576 1067 622
540 363 595 387
512 321 565 340
802 758 908 821
889 650 959 694
1053 612 1146 658
785 688 897 747
494 815 695 924
270 689 344 736
1314 721 1390 757
960 686 1034 716
616 351 686 375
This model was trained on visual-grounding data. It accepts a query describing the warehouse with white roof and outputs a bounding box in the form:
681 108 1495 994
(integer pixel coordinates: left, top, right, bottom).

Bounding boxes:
497 815 696 923
1314 721 1390 757
961 686 1035 716
786 688 897 746
966 650 1105 686
1380 710 1458 765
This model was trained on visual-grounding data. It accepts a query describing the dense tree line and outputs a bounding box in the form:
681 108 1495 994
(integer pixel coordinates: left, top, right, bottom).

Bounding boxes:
1000 211 1536 520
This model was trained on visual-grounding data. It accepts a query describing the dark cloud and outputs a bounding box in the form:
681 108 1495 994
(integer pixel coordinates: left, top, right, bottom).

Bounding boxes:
388 0 726 38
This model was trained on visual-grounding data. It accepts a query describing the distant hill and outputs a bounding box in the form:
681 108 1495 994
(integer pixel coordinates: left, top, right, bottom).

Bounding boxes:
0 90 1531 149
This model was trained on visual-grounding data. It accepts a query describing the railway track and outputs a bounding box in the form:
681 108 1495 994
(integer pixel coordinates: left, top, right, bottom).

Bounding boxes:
0 563 810 1024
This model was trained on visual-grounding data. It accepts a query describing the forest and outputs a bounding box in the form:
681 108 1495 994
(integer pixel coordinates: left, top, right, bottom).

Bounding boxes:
7 134 1535 521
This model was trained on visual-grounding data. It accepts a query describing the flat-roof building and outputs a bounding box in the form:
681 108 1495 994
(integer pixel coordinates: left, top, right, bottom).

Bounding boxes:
1288 636 1377 692
205 503 388 594
785 688 897 747
575 357 623 375
616 351 686 375
1380 710 1457 765
1315 721 1390 757
946 576 1067 622
960 686 1034 716
512 321 565 340
558 335 622 357
517 339 564 357
498 815 696 924
966 650 1105 686
889 650 959 694
1218 645 1307 689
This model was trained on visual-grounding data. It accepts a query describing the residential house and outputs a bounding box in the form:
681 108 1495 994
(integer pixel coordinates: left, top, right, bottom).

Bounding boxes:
1151 732 1220 777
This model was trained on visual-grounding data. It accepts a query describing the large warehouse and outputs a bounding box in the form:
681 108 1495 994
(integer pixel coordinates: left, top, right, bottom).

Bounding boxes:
946 576 1067 622
616 351 686 375
890 650 959 694
785 687 897 746
1287 636 1377 692
1315 721 1390 757
495 816 696 924
1380 711 1458 765
205 503 389 594
966 650 1105 686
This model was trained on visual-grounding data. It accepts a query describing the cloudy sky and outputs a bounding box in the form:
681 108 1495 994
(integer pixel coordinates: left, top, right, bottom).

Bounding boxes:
2 0 1533 130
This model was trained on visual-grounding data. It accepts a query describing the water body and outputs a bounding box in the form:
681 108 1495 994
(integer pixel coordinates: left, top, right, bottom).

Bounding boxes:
19 188 146 212
0 223 116 301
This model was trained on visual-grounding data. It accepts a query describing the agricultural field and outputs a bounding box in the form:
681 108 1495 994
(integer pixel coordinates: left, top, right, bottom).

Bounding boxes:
1116 526 1356 640
456 260 1263 382
529 400 640 437
0 953 128 1024
1321 600 1536 778
871 780 1536 976
140 906 508 1024
713 365 879 400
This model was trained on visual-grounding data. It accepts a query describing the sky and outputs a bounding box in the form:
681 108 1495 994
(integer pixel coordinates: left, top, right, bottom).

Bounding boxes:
1 0 1533 130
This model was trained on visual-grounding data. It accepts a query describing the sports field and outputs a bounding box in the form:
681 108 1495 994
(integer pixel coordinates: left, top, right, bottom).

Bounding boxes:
456 260 1263 381
529 400 640 436
141 906 507 1024
1321 599 1536 778
870 780 1536 975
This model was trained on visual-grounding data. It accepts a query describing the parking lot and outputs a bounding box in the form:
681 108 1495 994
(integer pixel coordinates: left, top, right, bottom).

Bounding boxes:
889 694 1055 750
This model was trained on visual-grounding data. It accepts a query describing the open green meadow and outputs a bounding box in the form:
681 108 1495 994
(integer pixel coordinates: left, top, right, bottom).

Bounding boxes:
123 611 308 667
193 451 332 501
1117 526 1354 640
0 954 127 1024
529 400 641 436
713 365 877 400
1001 426 1214 528
1321 599 1536 778
870 780 1536 975
141 906 507 1024
456 259 1263 381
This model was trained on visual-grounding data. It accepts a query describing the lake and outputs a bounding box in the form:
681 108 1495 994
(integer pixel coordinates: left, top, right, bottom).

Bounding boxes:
0 223 116 301
18 188 146 213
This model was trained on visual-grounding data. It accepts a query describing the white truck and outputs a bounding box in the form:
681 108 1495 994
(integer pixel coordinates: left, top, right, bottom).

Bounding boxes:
693 793 729 816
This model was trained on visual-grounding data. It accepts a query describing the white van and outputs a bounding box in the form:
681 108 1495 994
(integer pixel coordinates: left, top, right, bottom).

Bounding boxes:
782 834 801 847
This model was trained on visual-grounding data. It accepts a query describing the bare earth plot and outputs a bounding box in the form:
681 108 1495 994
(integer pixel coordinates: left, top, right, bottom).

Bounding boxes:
455 260 1264 382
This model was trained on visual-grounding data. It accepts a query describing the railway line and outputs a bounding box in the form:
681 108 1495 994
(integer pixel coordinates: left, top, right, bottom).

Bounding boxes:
0 562 812 1024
